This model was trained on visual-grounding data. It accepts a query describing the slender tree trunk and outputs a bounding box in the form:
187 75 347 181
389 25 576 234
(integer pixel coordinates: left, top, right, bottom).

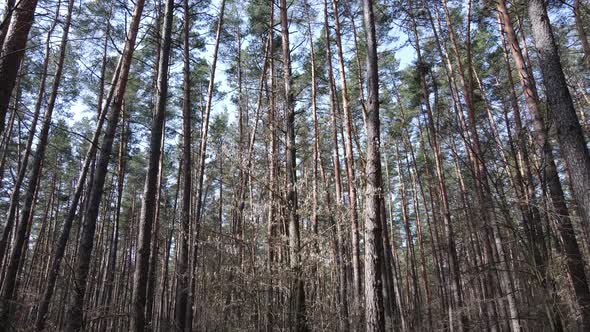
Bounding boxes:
361 0 385 329
304 0 318 249
331 0 362 306
496 8 540 254
98 117 128 332
0 0 74 326
322 1 351 327
442 1 510 328
343 0 367 128
35 47 121 332
0 0 16 47
145 124 166 329
407 3 467 328
393 143 419 324
64 0 145 329
0 1 60 266
131 0 173 329
0 90 18 191
279 0 307 328
159 165 180 331
574 0 590 69
266 1 279 328
188 2 225 329
175 0 192 329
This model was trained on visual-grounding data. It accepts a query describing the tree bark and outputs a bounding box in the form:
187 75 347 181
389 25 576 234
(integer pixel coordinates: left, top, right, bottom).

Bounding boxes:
331 0 362 305
528 0 590 328
574 0 590 69
0 0 16 47
0 0 39 136
279 0 307 328
175 0 192 329
361 0 385 329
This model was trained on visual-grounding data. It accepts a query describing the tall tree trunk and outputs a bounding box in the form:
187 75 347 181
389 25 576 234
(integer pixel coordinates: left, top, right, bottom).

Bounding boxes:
496 8 541 259
188 2 225 329
497 3 590 329
304 0 318 249
0 0 60 266
407 3 467 328
0 0 74 326
393 143 419 326
528 0 590 328
322 0 351 327
0 88 18 192
331 0 362 306
64 0 145 329
281 0 306 328
35 44 121 332
361 0 385 329
99 116 128 332
265 1 279 328
0 0 74 328
145 125 165 329
175 0 192 329
497 6 559 330
279 0 307 328
442 1 511 328
131 0 173 329
529 0 590 230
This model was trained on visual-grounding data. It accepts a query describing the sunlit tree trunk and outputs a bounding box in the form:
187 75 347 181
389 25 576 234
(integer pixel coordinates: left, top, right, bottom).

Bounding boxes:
528 1 590 328
322 0 350 327
331 0 362 307
361 0 385 329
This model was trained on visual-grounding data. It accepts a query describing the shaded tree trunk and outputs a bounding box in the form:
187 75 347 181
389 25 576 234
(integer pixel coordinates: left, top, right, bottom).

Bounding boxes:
0 0 39 136
0 1 60 267
331 0 362 307
130 0 173 329
322 1 351 328
0 0 74 326
35 42 122 332
175 0 192 329
64 0 146 329
188 2 225 329
279 0 307 328
574 0 590 69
